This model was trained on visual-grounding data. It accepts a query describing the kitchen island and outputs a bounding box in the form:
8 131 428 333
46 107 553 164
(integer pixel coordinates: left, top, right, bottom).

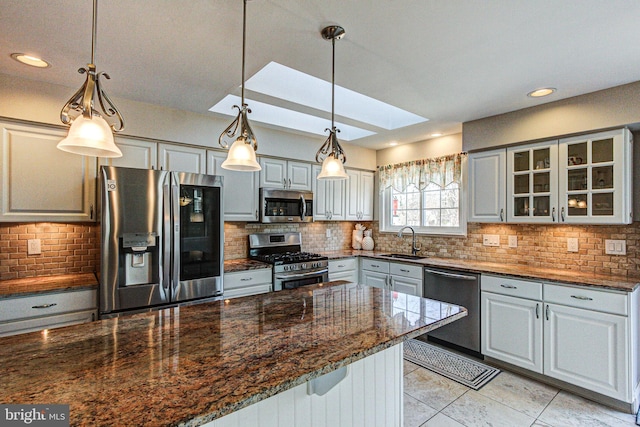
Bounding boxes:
0 281 466 426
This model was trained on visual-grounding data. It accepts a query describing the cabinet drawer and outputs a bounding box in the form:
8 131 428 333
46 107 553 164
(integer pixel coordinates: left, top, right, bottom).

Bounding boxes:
389 262 422 279
0 289 97 323
224 284 272 300
544 283 627 316
329 258 357 273
224 268 272 290
361 258 389 273
481 274 542 300
0 309 96 337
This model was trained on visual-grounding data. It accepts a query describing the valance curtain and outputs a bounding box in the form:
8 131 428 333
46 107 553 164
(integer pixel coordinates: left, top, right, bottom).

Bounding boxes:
378 153 466 192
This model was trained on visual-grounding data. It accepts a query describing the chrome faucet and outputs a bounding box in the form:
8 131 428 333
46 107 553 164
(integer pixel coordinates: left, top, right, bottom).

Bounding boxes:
398 226 420 256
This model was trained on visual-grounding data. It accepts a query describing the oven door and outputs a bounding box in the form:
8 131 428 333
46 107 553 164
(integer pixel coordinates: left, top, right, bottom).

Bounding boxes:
274 268 329 291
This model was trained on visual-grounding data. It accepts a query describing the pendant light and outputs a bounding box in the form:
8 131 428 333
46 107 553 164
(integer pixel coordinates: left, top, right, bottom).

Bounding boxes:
58 0 124 158
316 25 348 180
218 0 261 172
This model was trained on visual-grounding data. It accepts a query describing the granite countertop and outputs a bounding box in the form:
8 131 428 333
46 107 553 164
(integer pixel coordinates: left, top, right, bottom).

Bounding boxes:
323 250 639 292
224 258 271 273
0 281 465 427
0 273 98 299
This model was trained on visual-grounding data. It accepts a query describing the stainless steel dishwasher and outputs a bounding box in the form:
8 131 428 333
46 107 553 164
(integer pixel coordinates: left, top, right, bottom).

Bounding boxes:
422 267 481 357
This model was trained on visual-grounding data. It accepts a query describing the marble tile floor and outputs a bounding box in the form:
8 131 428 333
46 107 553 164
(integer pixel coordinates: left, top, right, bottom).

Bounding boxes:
404 359 638 427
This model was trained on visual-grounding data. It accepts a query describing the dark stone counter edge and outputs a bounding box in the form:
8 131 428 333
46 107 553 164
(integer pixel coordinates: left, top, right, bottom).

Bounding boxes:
180 309 467 427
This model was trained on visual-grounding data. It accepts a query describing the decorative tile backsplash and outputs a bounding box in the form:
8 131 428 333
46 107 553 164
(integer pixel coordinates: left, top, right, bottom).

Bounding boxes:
1 220 638 280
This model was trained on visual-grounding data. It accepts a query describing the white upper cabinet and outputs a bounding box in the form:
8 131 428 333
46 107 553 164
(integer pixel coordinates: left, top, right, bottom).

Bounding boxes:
470 128 632 225
346 169 374 221
468 150 506 223
158 143 206 173
0 121 97 222
259 158 312 191
312 165 345 220
99 137 158 170
558 129 632 224
208 150 260 222
506 140 559 223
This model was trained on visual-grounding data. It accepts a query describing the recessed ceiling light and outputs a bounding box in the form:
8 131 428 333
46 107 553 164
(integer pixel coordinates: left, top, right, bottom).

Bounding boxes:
389 141 398 146
527 87 556 98
10 53 50 68
431 133 443 137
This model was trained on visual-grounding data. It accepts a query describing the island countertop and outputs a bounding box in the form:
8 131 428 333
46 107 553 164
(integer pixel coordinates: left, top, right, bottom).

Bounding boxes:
0 281 466 427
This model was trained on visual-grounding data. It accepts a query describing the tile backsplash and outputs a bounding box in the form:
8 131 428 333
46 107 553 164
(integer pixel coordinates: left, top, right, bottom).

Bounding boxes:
1 220 639 280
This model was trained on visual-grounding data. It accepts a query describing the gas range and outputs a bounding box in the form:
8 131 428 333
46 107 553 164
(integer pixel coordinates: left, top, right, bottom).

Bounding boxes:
248 232 329 291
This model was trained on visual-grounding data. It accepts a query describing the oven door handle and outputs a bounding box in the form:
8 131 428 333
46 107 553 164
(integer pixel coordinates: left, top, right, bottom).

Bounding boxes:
274 268 328 280
424 268 477 281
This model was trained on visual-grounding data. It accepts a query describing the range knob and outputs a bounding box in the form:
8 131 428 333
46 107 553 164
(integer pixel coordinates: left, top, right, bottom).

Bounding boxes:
283 265 289 271
301 263 307 269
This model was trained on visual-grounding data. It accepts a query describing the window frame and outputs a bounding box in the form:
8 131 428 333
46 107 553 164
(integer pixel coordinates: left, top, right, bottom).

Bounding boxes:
379 158 467 236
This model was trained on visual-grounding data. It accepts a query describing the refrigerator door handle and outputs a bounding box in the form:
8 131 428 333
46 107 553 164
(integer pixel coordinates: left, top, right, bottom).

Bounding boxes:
162 175 173 301
171 173 181 302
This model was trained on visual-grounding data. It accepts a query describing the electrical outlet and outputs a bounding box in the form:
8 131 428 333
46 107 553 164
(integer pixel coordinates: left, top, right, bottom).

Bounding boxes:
326 229 332 238
27 239 41 255
508 235 518 248
483 234 500 247
605 239 626 255
567 237 579 253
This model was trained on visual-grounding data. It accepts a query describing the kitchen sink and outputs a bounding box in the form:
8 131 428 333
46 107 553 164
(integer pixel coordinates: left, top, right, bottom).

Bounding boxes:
380 253 428 260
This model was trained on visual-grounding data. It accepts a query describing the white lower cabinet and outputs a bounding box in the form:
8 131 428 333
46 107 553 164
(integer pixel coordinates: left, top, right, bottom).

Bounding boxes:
328 258 358 283
223 268 272 299
0 289 98 337
360 259 422 297
481 274 638 408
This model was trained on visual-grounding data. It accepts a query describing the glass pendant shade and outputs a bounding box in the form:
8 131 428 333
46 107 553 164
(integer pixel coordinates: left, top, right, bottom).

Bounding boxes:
317 153 348 180
221 137 261 171
57 115 122 158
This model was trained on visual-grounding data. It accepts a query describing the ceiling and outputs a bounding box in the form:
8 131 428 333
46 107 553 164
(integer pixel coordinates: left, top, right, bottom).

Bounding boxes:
2 0 640 150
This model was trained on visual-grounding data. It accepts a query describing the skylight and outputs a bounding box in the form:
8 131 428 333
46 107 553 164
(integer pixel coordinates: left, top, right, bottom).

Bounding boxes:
210 95 375 141
246 62 428 130
209 61 427 140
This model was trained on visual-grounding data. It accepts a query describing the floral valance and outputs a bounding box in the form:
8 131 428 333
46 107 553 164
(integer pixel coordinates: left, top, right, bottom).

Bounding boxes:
378 153 466 192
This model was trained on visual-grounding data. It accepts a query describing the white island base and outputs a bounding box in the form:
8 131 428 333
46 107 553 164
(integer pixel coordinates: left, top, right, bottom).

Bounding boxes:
206 344 404 427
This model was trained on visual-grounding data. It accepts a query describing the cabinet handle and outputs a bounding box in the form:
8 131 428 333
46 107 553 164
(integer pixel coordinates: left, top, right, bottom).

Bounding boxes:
545 305 549 321
535 303 539 319
552 207 556 222
500 284 517 289
500 208 504 222
32 303 57 309
283 178 287 188
400 269 410 273
90 204 94 220
561 207 566 222
288 178 292 188
570 295 593 301
240 277 253 281
371 264 379 268
388 276 393 289
256 210 258 220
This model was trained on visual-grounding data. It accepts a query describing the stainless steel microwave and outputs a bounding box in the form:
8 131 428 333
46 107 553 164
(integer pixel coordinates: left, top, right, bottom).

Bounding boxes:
259 188 313 223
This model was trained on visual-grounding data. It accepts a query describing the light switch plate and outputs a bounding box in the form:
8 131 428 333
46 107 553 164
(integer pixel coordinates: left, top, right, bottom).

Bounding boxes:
567 237 579 252
27 239 41 255
326 229 331 238
508 235 518 248
605 239 626 255
483 234 500 247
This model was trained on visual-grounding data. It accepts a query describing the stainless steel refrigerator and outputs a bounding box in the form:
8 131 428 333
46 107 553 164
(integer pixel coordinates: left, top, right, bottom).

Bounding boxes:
100 166 223 318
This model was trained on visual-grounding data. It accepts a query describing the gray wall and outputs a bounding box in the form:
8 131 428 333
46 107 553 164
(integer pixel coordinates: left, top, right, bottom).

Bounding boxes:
462 80 640 152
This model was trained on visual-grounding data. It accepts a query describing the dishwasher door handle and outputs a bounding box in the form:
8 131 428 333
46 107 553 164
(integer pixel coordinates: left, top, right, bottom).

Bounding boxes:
423 268 477 281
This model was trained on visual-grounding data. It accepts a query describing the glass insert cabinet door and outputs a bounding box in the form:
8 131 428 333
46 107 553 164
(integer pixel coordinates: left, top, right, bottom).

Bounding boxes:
558 129 632 224
506 141 559 223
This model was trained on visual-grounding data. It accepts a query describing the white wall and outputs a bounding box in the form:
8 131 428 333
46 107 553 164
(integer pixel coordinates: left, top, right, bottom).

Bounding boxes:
0 73 376 170
376 133 462 166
